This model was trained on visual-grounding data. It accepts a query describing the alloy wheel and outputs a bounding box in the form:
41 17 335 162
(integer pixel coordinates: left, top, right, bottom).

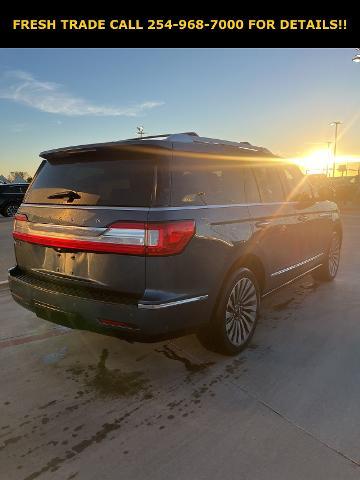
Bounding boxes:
225 277 258 346
6 204 19 217
328 233 341 277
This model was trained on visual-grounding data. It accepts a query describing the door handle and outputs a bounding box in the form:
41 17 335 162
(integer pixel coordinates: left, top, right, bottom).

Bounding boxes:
297 215 309 222
255 220 271 229
319 213 332 218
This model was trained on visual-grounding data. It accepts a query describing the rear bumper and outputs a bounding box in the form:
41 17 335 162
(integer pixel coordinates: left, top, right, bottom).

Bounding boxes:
8 267 210 341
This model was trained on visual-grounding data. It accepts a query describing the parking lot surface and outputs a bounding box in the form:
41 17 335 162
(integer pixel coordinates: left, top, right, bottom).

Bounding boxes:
1 213 360 480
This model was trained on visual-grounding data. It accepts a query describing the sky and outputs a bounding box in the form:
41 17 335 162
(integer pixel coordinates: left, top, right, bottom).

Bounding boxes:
0 48 359 176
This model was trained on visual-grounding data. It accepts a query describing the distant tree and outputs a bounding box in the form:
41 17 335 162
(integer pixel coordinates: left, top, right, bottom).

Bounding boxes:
337 165 347 177
26 176 33 183
8 171 29 183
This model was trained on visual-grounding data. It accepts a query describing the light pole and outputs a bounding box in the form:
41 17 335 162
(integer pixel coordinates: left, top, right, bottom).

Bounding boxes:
326 141 332 177
330 121 342 177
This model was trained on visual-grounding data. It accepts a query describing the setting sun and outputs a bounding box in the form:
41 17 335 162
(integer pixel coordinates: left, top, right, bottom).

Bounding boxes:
290 150 360 176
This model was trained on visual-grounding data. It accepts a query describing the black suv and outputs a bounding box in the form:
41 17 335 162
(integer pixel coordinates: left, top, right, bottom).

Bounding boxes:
9 133 342 355
0 183 29 217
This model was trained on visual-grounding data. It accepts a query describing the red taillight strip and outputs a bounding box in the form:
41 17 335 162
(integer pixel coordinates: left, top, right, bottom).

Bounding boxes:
13 220 195 256
12 231 146 255
14 213 28 222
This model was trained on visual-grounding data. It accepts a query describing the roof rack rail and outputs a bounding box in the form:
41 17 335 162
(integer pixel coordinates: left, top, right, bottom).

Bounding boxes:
127 132 199 141
128 131 271 153
166 133 271 153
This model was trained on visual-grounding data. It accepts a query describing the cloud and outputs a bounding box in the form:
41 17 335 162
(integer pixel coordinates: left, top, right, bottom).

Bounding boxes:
10 122 27 133
0 70 164 117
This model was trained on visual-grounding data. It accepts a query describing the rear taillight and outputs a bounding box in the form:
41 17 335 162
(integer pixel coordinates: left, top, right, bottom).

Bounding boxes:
13 219 195 256
14 214 28 222
104 221 195 256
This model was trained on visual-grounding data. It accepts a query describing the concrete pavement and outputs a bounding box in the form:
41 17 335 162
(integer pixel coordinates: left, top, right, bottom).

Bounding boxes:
0 214 360 479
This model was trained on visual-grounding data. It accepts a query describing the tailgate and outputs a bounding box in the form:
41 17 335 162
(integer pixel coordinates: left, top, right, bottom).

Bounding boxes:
14 206 149 297
13 147 162 297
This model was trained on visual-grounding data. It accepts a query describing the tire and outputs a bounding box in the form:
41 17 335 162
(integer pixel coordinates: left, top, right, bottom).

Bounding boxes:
2 203 20 217
197 267 260 356
312 231 341 282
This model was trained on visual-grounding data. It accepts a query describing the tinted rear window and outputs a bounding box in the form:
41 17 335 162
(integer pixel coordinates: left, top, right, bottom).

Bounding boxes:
25 151 156 207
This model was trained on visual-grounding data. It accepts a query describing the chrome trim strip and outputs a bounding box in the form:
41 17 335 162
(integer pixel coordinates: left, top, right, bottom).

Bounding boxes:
15 221 106 239
150 204 254 211
22 203 150 211
263 265 322 298
270 253 324 277
23 202 297 211
138 294 208 310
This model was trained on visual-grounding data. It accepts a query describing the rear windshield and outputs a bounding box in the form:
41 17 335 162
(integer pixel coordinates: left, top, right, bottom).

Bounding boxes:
25 151 156 207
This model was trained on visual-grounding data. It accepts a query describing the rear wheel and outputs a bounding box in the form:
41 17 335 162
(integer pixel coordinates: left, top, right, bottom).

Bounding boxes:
313 231 341 282
2 202 20 217
197 267 260 355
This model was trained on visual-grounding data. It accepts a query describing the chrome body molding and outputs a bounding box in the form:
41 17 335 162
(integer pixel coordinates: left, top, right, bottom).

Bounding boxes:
23 201 304 211
263 264 322 298
22 202 340 213
270 253 324 277
138 294 208 310
21 203 150 212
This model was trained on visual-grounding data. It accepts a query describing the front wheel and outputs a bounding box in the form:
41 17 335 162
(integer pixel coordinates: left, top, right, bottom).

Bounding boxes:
313 231 341 282
197 268 260 355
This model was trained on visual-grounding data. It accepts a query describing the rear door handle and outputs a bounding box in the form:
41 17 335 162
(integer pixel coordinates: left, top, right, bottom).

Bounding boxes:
297 215 309 222
319 213 332 218
255 221 271 229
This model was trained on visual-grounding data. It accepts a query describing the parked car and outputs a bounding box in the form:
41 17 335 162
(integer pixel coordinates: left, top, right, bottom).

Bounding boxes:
9 133 342 355
0 183 29 217
328 175 360 204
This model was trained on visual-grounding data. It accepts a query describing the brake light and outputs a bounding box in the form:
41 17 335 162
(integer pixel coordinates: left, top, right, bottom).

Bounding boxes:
13 213 28 233
13 219 195 256
147 221 195 255
14 214 28 222
105 221 195 256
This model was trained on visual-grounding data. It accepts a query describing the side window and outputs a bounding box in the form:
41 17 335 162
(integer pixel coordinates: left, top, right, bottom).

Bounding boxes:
171 161 273 206
171 161 247 206
222 166 246 204
171 161 225 205
220 165 259 204
280 165 313 202
253 166 285 202
244 168 261 203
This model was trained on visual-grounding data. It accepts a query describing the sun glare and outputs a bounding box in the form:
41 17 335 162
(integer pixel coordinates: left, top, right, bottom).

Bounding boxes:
294 149 332 174
289 150 360 176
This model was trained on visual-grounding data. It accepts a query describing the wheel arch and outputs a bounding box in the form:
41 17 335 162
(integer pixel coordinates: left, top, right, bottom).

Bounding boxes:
213 253 266 314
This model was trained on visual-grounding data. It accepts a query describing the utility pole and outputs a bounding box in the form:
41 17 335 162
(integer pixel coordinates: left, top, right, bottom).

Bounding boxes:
330 121 342 177
326 141 332 177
